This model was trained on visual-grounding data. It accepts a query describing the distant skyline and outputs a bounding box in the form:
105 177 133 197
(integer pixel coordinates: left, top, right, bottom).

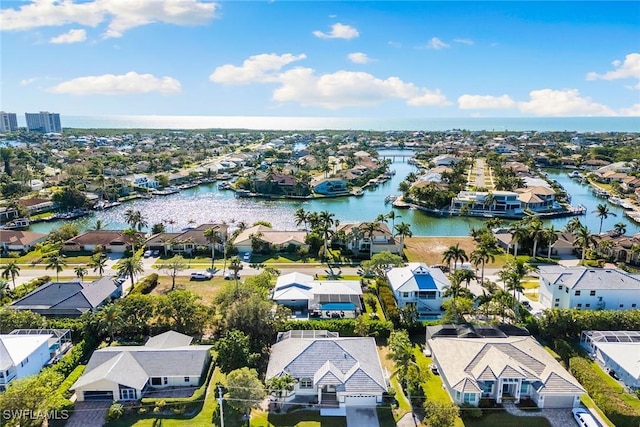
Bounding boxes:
1 1 639 119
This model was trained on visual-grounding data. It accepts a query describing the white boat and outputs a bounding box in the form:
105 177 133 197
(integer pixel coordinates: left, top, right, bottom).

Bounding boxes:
608 196 622 206
621 202 634 210
568 171 582 178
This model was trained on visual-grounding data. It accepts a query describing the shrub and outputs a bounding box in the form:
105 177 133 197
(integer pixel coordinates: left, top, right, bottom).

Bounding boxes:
376 279 400 326
56 365 86 399
130 273 159 294
459 403 483 419
282 318 393 340
106 403 125 421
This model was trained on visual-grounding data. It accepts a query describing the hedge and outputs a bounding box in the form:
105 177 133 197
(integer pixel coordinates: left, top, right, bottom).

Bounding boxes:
130 273 159 295
0 275 51 307
375 280 400 326
537 309 640 340
282 318 394 340
56 365 86 399
569 356 640 427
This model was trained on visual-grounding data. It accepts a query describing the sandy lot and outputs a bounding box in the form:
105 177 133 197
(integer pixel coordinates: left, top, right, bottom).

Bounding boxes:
404 236 477 266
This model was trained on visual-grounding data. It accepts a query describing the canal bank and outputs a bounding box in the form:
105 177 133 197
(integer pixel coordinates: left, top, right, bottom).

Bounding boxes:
28 156 640 237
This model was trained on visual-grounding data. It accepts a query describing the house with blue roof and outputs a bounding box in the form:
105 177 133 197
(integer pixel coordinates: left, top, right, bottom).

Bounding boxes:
386 263 450 320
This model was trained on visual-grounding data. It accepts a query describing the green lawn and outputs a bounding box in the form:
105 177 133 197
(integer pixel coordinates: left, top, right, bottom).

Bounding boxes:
581 395 616 427
250 410 348 427
589 361 640 412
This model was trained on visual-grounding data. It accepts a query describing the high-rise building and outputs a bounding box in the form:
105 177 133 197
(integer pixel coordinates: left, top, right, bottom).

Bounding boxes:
25 111 62 133
0 112 18 132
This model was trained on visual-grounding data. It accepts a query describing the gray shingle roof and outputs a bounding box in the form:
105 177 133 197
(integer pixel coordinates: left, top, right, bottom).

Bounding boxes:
538 265 640 290
266 334 386 393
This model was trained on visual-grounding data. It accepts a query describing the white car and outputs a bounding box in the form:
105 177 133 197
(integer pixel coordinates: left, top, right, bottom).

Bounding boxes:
190 271 212 280
224 271 240 280
572 408 599 427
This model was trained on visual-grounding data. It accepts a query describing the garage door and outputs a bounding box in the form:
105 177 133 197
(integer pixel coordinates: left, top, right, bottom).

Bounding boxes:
344 395 377 406
543 394 575 408
82 391 114 401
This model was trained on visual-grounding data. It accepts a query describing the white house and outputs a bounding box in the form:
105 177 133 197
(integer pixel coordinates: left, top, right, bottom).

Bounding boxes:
580 330 640 390
72 331 212 401
0 329 72 392
124 174 158 189
266 330 387 414
538 266 640 310
386 263 450 319
337 222 402 256
432 155 460 166
271 272 363 318
450 191 523 217
427 325 585 408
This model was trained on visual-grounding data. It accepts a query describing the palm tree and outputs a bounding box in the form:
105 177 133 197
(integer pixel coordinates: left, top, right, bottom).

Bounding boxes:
593 203 616 234
318 210 335 260
528 218 545 259
541 225 558 259
631 243 640 264
613 222 627 236
475 290 493 320
97 303 124 343
124 209 148 232
456 268 476 288
565 217 583 233
1 260 20 289
229 256 242 295
486 217 503 230
123 228 142 253
442 243 468 271
394 222 412 250
498 259 531 321
469 246 495 285
116 255 144 293
574 225 596 265
294 208 309 232
387 210 400 230
204 227 220 270
45 252 67 281
74 266 88 282
266 375 297 410
483 192 495 211
443 272 465 322
89 253 108 277
509 222 529 259
362 221 382 259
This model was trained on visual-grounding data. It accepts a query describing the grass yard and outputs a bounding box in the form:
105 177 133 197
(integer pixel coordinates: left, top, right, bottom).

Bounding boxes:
249 410 348 427
404 237 477 266
151 276 228 301
463 411 551 427
581 394 616 427
589 361 640 412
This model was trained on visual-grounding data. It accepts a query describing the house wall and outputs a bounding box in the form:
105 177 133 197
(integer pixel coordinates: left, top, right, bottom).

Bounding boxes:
14 340 51 381
394 290 443 311
76 379 135 402
596 348 640 389
540 278 640 310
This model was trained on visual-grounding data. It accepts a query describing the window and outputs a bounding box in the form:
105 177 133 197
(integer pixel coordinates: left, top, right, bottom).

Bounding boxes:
575 290 581 296
554 303 559 307
403 292 409 298
163 377 168 385
151 377 162 386
619 304 624 308
590 290 596 296
299 378 313 389
577 304 582 308
455 391 461 400
555 298 560 302
520 382 529 394
559 285 563 290
120 388 136 400
184 376 190 383
566 288 569 293
586 303 591 308
482 382 493 395
463 393 476 403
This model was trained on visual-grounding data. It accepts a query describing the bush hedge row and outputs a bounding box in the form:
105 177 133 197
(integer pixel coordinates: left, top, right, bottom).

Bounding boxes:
56 365 86 399
569 356 640 427
538 309 640 340
282 318 394 340
375 280 400 326
130 273 159 295
0 275 51 307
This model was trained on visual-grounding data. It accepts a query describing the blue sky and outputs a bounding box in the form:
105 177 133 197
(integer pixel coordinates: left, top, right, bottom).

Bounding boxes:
1 1 639 118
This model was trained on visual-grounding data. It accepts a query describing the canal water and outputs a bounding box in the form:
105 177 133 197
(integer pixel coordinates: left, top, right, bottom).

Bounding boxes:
29 152 640 237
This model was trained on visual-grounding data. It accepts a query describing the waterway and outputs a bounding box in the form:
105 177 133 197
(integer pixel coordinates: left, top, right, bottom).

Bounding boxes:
29 152 640 236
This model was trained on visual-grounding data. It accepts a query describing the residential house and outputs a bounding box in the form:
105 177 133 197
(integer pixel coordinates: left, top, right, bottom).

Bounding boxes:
232 225 307 254
593 232 640 265
145 224 228 256
72 331 212 401
336 222 402 257
266 330 387 413
18 197 54 215
427 325 584 408
313 179 349 196
123 174 158 189
0 230 46 252
580 330 640 390
515 186 557 212
271 272 363 318
621 176 640 194
10 277 122 317
386 263 450 319
0 329 72 392
450 191 523 217
538 265 640 310
62 230 140 253
432 155 460 166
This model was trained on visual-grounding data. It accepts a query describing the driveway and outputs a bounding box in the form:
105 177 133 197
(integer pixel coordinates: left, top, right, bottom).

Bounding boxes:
65 401 109 427
346 406 379 427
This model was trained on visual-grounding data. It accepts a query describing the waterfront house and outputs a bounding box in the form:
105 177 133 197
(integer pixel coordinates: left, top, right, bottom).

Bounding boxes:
336 222 402 257
18 197 54 215
621 176 640 193
313 179 349 196
450 191 523 217
10 277 122 317
0 329 72 392
592 232 640 265
233 225 308 254
386 263 450 319
0 230 46 253
123 174 158 189
145 223 228 256
580 330 640 391
72 331 212 401
432 155 460 166
538 265 640 310
266 330 387 413
271 272 363 318
427 325 584 408
515 186 557 212
62 230 139 254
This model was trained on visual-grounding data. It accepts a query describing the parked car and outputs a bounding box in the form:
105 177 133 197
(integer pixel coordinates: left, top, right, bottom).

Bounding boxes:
572 408 599 427
224 271 240 280
152 250 160 257
190 271 212 280
143 250 152 258
429 363 439 375
242 252 251 262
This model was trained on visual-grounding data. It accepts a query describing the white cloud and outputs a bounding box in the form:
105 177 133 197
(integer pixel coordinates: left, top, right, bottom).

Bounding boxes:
50 28 86 44
426 37 450 50
20 77 38 86
1 0 218 38
209 53 307 84
347 52 371 64
586 53 640 88
458 94 516 109
48 71 181 95
619 103 640 116
453 38 474 45
210 53 449 110
518 89 614 116
313 23 359 40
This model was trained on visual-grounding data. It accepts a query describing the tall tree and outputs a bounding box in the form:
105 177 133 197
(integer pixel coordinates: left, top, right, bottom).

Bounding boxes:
266 374 297 410
362 221 382 259
225 367 266 418
213 329 259 373
293 208 309 232
116 254 144 292
613 222 627 236
573 225 596 265
228 256 242 294
204 227 220 270
124 209 148 232
89 253 108 277
159 255 187 290
565 217 583 233
442 243 468 271
593 203 616 234
74 266 88 282
394 221 412 250
317 210 335 260
97 303 124 342
528 218 545 258
469 245 495 285
541 225 558 259
1 260 21 289
44 252 67 281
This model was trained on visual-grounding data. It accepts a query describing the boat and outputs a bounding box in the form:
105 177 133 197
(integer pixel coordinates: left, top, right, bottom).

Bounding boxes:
93 201 122 210
620 202 634 210
152 187 180 196
568 171 582 179
608 196 622 206
384 195 398 204
352 188 364 197
54 209 89 220
218 182 231 190
0 218 30 230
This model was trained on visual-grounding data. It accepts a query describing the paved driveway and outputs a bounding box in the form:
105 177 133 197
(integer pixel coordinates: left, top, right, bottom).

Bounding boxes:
346 407 379 427
65 401 109 427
